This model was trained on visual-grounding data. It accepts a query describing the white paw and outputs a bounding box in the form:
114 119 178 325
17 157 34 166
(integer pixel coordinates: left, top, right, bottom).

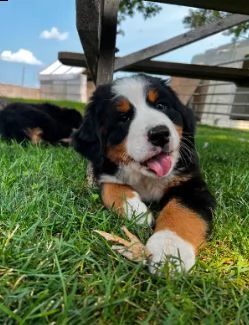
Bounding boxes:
124 193 154 226
145 230 195 274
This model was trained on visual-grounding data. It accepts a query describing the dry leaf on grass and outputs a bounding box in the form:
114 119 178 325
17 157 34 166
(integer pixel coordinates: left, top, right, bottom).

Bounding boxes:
94 226 151 262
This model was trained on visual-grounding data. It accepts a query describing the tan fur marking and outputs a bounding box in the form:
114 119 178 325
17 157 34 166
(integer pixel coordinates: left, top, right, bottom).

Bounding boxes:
167 175 190 190
175 125 183 138
147 89 159 103
102 183 136 216
24 128 43 144
107 140 132 165
117 99 130 113
155 199 207 252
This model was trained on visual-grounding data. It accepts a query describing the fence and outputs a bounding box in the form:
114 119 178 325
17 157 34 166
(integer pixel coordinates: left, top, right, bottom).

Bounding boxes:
188 56 249 129
0 83 40 100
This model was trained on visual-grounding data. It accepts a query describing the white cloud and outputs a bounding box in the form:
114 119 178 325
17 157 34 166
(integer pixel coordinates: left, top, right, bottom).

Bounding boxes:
0 49 42 65
40 27 68 41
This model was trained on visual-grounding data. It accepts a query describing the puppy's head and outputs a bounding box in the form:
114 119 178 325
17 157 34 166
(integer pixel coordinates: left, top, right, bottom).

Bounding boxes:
73 74 195 178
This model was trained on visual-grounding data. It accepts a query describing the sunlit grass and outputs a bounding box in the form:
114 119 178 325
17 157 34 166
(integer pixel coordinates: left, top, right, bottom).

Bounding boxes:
0 125 248 324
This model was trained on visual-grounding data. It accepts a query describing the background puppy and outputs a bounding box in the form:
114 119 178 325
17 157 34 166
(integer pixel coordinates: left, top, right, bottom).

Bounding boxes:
0 102 82 145
73 74 215 273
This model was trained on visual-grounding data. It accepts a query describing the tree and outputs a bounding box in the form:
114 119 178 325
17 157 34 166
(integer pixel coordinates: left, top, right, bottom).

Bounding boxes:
118 0 162 34
183 9 249 39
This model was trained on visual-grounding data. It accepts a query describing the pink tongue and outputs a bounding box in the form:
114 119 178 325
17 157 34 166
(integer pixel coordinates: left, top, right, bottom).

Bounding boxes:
146 153 172 177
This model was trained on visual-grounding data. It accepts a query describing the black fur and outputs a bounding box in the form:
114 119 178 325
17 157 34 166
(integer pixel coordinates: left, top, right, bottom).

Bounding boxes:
0 102 82 145
159 177 215 236
73 84 127 176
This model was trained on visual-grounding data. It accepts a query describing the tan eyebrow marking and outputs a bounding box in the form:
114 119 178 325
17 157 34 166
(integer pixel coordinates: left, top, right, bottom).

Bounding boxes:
116 99 130 113
147 89 159 103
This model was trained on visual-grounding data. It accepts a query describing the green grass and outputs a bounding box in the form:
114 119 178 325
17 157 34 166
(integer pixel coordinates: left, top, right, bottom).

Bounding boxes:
2 97 85 112
0 125 248 324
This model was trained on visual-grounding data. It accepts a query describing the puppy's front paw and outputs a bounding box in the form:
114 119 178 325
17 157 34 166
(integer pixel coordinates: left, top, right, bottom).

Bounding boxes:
125 193 154 226
145 230 195 274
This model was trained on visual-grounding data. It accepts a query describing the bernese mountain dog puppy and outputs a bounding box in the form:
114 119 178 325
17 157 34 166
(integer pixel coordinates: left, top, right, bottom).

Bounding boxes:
73 74 215 273
0 102 82 145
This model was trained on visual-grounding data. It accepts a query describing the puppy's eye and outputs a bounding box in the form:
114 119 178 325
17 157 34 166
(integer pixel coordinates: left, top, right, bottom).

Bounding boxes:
118 113 131 123
156 103 169 112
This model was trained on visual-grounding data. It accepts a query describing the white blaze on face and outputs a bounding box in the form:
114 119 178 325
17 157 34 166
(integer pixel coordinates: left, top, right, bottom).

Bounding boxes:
112 76 180 174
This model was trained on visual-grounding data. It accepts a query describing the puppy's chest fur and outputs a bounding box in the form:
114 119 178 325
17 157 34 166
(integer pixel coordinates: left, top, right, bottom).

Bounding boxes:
114 165 187 202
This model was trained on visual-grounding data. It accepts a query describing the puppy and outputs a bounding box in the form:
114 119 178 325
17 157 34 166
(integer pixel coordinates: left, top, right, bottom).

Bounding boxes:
73 74 215 273
0 102 82 145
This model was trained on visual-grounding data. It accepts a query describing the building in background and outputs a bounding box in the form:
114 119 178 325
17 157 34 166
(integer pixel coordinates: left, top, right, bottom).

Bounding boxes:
189 40 249 129
39 61 95 102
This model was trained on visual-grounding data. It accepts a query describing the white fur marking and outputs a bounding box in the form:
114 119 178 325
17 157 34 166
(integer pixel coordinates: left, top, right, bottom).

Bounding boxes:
146 230 195 273
124 192 154 226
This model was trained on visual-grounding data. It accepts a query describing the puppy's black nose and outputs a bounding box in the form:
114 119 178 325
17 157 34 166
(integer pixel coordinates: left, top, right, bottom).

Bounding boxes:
148 125 169 147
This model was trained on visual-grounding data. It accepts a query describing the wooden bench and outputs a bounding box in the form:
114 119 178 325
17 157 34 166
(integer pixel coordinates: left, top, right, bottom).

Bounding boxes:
59 0 249 87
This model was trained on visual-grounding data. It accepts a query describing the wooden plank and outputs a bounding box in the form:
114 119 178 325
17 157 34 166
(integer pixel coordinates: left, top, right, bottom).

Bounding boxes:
115 14 249 70
76 0 102 82
58 51 249 84
147 0 249 15
58 52 86 68
57 52 107 70
125 60 249 84
96 0 119 85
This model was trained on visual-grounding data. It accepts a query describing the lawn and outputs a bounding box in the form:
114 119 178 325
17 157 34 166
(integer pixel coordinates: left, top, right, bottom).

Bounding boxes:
0 124 248 324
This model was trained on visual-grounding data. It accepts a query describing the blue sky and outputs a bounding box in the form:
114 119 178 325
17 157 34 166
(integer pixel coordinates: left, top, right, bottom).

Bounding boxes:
0 0 231 87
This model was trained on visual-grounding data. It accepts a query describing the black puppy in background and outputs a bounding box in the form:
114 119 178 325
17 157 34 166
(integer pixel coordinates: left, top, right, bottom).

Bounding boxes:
0 102 82 145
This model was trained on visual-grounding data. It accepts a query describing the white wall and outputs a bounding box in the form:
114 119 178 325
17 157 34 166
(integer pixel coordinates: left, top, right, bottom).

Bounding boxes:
40 74 87 102
191 40 249 129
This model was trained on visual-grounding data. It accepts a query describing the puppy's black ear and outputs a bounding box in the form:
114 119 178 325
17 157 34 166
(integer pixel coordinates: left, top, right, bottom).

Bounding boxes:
160 79 196 135
72 102 103 166
73 84 113 173
180 104 196 135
